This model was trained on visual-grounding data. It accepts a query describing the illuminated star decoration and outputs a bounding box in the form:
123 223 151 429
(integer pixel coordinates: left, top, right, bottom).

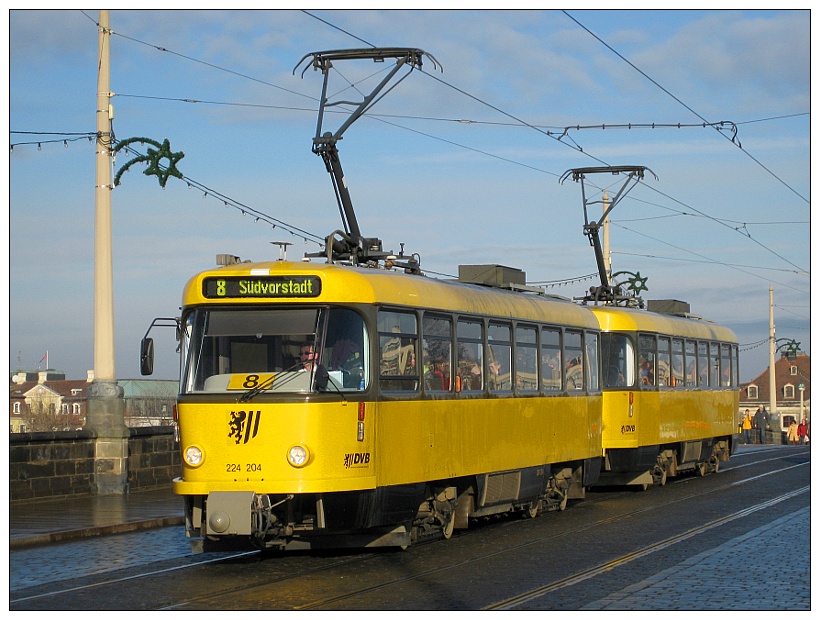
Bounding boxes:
112 137 184 188
612 270 649 295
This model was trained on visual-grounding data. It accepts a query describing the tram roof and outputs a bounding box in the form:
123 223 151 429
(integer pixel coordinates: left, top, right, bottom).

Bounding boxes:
590 305 737 343
182 260 599 328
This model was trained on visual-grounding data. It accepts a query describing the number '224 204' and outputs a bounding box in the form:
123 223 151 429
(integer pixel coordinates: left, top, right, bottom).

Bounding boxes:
226 463 262 473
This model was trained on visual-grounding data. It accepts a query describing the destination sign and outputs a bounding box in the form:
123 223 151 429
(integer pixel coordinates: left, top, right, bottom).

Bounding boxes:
202 276 322 299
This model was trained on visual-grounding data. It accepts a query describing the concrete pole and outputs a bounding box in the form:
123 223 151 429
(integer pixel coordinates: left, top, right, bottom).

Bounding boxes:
94 9 116 382
86 9 128 495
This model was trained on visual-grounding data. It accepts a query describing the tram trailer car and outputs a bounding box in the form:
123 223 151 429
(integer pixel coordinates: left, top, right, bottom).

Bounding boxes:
592 305 741 489
165 260 605 553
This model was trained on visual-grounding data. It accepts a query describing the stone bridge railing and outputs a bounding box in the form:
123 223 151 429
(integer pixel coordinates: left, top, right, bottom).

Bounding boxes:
9 426 180 502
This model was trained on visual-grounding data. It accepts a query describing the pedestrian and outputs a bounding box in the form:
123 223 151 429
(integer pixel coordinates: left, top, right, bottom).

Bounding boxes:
798 419 808 444
787 419 799 445
741 409 753 444
754 406 769 444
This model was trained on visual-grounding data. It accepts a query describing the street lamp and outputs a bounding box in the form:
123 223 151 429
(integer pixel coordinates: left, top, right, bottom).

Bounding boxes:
799 383 805 422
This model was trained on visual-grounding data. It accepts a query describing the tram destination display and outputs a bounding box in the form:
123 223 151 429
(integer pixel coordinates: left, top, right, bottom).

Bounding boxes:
202 275 321 299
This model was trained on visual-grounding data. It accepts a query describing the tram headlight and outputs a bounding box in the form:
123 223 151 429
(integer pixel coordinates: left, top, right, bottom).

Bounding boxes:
287 444 310 468
184 445 204 467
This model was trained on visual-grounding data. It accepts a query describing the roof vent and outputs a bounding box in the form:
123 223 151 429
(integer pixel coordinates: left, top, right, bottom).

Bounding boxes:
647 299 691 316
458 264 526 287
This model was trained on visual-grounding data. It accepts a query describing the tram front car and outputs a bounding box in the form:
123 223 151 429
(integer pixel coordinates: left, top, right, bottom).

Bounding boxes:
169 260 400 553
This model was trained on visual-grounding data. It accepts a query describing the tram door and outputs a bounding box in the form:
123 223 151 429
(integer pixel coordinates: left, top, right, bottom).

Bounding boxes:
601 333 638 447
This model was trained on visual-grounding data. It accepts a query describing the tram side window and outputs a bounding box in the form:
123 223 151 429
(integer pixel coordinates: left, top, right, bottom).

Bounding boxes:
541 327 562 392
488 322 512 392
657 337 671 387
565 331 584 391
638 334 656 387
456 319 484 391
684 340 697 387
423 315 452 392
732 345 739 387
378 310 418 392
697 342 709 386
671 338 684 387
721 344 733 387
601 333 633 387
515 325 538 393
709 343 720 387
586 332 599 392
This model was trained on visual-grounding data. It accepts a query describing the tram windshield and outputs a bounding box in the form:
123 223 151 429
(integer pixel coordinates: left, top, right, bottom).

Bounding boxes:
180 306 368 395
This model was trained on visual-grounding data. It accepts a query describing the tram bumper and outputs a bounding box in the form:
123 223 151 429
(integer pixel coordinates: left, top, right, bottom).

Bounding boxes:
203 490 255 536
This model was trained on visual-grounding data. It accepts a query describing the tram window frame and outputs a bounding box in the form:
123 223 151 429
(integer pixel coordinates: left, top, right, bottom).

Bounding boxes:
709 342 720 387
456 318 484 393
586 331 600 393
638 333 657 387
719 343 731 387
422 313 453 393
657 336 671 387
564 330 585 392
515 324 538 394
697 341 709 387
377 309 419 393
540 327 562 393
731 345 739 388
684 340 697 387
487 321 512 392
671 338 684 387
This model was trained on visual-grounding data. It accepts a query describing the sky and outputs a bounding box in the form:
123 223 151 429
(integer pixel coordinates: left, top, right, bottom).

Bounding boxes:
7 9 812 383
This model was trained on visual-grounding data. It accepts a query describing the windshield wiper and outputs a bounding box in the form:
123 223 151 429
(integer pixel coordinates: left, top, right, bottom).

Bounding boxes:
238 360 304 403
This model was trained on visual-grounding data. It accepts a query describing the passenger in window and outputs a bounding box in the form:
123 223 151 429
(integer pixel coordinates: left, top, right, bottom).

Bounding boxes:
299 342 318 372
400 340 416 375
458 360 482 391
566 357 583 389
428 355 449 390
640 359 654 385
489 359 507 390
542 353 560 389
330 337 359 371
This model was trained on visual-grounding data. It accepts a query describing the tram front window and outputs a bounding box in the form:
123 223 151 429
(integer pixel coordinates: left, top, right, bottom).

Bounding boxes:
181 307 368 394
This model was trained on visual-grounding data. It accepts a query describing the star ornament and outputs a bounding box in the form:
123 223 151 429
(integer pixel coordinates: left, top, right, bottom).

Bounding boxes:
112 137 185 188
143 138 185 188
626 271 649 294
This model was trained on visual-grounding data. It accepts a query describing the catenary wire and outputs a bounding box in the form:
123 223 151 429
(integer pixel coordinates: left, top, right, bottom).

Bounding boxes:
561 10 808 206
79 10 807 280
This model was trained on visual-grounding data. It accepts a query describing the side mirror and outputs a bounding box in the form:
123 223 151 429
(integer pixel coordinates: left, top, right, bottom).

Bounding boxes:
140 337 155 376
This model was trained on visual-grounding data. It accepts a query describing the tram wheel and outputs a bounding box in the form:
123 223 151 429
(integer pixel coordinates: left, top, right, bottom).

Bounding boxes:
525 500 540 519
441 513 455 540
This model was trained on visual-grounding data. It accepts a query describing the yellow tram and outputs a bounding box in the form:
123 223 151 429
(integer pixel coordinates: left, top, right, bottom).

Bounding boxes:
592 304 740 488
161 259 604 552
136 49 743 554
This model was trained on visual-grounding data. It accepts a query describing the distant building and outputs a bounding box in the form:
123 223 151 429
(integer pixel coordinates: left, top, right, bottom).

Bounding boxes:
9 371 87 433
9 372 178 432
739 353 810 434
120 379 178 427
